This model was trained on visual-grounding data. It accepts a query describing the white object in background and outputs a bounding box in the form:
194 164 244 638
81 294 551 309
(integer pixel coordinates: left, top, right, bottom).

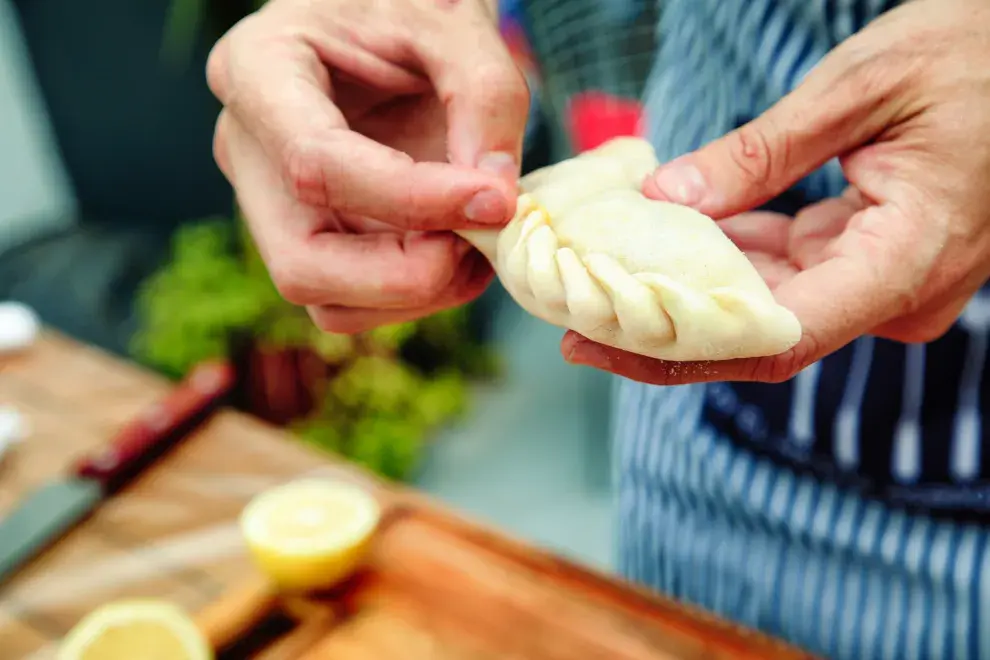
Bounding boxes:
0 406 26 462
0 301 40 353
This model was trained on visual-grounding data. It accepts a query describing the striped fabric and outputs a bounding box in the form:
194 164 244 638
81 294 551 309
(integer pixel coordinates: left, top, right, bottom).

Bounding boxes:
615 384 990 660
586 0 990 658
638 0 990 509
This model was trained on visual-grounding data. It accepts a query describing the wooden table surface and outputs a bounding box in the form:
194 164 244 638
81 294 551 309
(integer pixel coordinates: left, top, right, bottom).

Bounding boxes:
0 333 817 659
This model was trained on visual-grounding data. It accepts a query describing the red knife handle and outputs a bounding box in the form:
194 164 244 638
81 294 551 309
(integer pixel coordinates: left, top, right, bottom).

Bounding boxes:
74 361 237 492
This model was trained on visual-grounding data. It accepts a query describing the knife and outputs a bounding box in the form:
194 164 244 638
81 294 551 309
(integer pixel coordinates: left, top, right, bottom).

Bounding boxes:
0 361 237 587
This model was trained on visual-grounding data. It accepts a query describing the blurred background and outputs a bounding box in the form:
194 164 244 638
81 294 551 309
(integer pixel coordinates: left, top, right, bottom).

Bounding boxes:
0 0 657 571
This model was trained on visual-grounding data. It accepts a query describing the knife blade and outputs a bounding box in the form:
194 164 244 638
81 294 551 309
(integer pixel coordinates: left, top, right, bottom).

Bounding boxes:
0 361 236 587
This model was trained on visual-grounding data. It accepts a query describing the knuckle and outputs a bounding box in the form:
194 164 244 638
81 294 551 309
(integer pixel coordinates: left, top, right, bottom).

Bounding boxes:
891 287 924 319
472 63 529 114
725 123 789 190
393 179 429 230
839 42 917 103
281 140 332 206
206 13 266 104
739 357 784 384
745 336 818 384
845 62 888 104
759 354 800 384
841 64 899 117
205 39 229 100
268 259 311 305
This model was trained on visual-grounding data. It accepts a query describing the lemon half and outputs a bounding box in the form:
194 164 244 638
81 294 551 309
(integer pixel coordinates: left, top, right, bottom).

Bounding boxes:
239 479 381 591
57 600 211 660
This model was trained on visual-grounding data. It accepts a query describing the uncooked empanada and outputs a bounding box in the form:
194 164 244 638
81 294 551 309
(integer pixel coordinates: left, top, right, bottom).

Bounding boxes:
457 137 802 362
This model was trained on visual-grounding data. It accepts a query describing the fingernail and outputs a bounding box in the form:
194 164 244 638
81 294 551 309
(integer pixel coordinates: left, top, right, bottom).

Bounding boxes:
653 160 707 206
477 151 518 181
464 189 508 224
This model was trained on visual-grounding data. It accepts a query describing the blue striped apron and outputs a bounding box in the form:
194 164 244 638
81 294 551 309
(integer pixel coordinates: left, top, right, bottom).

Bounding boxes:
607 0 990 658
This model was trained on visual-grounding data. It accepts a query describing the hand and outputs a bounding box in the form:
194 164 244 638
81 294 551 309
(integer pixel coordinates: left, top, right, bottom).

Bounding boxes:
206 0 529 333
564 0 990 385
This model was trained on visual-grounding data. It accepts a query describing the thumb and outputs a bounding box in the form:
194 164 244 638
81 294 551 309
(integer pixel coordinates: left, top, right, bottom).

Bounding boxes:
643 45 905 218
417 2 530 189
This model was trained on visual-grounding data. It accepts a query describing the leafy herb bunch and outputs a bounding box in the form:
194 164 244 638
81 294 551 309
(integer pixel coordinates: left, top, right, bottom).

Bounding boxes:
131 218 498 482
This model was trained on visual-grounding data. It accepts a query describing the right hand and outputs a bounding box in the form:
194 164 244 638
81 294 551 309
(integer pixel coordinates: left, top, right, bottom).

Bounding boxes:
565 0 990 386
206 0 530 333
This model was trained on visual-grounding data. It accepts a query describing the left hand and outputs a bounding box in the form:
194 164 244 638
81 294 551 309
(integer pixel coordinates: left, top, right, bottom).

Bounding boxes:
564 0 990 385
207 0 526 334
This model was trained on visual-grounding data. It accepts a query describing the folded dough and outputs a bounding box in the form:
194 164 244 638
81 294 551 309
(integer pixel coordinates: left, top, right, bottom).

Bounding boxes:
457 137 802 362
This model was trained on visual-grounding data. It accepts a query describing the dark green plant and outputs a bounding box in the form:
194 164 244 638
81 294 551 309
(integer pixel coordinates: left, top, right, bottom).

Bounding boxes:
131 217 500 481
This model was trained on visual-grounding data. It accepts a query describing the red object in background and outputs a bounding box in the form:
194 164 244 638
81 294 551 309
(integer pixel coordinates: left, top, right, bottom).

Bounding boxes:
75 361 235 492
239 344 331 427
567 92 645 153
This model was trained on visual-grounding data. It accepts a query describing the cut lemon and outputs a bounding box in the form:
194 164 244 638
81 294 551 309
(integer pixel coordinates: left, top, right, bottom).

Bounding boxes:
239 479 381 591
57 600 211 660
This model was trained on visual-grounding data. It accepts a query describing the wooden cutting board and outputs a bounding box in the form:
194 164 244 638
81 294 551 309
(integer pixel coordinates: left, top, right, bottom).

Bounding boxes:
196 504 818 660
1 332 819 659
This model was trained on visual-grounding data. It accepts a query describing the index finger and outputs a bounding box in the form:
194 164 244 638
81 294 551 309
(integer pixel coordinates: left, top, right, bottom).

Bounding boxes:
208 22 513 230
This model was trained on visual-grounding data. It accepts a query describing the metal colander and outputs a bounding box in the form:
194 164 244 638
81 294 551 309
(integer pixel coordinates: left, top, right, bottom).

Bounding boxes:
510 0 661 160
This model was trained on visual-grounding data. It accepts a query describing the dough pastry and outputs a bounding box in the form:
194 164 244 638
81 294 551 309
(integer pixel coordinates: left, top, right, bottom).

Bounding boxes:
457 137 802 361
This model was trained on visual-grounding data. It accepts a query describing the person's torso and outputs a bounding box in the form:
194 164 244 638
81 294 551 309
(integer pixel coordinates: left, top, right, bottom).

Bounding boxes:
522 0 990 521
